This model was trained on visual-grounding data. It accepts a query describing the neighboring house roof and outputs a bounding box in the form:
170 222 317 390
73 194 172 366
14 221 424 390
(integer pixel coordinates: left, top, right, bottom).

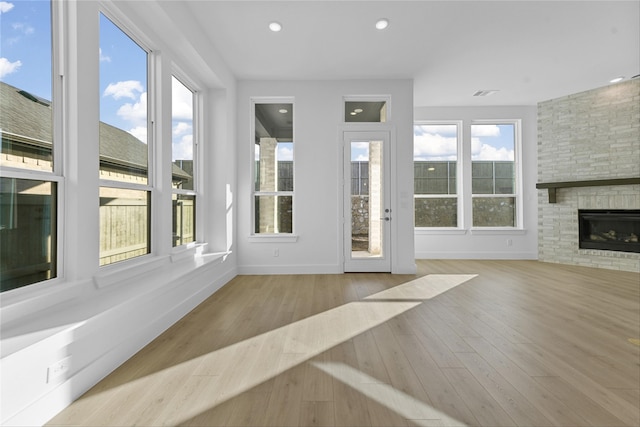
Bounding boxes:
0 81 52 146
0 82 191 181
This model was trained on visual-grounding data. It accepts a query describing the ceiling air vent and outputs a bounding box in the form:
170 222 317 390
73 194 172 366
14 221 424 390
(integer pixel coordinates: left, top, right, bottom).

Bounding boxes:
473 89 499 97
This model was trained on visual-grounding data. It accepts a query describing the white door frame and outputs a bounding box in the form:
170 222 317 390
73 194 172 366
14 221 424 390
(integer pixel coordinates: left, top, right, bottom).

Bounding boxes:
342 130 392 272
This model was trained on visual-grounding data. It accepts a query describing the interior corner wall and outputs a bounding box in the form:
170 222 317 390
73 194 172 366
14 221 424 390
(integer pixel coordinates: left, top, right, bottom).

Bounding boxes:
413 106 539 259
236 79 415 275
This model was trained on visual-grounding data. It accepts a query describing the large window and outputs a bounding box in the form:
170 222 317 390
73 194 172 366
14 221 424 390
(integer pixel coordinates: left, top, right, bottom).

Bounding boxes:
413 123 460 227
471 122 517 227
171 76 196 247
99 13 151 265
252 100 294 234
1 0 59 291
413 120 520 230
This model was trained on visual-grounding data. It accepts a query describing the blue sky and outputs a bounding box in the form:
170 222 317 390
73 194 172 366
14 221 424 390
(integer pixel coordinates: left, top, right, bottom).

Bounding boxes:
0 0 51 99
99 12 148 143
1 1 192 161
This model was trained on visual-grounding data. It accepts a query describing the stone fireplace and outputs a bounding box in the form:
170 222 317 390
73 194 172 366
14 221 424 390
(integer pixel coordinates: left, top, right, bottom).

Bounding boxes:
537 79 640 272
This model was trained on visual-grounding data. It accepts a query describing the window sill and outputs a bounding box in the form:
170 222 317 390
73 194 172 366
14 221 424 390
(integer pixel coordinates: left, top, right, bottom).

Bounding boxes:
415 228 467 235
171 242 208 263
248 234 299 243
470 228 527 235
2 249 232 359
94 255 169 289
95 244 228 288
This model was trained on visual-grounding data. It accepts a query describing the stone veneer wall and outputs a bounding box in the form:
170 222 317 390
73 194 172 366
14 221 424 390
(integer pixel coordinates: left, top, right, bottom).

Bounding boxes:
537 79 640 272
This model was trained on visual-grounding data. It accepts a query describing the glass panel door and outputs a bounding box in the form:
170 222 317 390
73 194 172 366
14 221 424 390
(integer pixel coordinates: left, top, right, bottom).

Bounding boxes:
344 131 391 272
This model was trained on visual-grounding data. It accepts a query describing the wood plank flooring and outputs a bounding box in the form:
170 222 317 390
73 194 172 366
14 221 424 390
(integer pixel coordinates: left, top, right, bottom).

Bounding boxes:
47 260 640 426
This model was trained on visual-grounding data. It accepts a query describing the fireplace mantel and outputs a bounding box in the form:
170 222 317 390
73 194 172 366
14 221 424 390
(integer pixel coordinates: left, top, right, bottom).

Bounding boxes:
536 177 640 203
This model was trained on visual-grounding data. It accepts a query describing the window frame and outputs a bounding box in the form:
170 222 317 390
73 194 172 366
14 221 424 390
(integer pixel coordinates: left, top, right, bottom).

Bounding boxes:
170 72 199 249
0 0 65 293
413 120 463 230
470 119 522 229
249 97 296 239
98 8 155 267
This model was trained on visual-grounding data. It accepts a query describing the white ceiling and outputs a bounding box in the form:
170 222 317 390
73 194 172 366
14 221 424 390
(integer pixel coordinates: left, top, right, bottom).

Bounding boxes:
182 0 638 107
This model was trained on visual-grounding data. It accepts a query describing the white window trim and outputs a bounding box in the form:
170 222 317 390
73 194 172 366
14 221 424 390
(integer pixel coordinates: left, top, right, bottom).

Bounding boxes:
170 71 200 250
98 8 155 267
0 0 65 292
250 97 297 238
413 120 463 230
470 119 523 229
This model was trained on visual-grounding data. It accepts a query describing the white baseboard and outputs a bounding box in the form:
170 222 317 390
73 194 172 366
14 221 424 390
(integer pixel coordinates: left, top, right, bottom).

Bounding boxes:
237 263 343 275
415 251 538 260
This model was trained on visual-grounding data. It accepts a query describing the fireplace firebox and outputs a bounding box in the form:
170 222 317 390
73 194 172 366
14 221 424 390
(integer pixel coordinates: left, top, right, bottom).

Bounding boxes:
578 209 640 253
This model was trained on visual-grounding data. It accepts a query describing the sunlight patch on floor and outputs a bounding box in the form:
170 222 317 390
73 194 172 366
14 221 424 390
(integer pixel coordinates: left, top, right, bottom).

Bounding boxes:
364 274 478 301
312 362 468 426
65 274 476 425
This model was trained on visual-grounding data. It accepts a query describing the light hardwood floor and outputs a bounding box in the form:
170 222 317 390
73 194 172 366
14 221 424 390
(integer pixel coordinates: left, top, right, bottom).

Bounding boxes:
47 260 640 426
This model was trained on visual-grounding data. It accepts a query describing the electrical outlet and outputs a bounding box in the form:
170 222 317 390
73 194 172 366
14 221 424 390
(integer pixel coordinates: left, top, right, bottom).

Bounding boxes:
47 356 71 383
506 239 513 247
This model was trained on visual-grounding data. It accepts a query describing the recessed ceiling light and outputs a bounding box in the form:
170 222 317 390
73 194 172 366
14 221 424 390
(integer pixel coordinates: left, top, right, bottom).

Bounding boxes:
375 19 389 30
269 22 282 32
609 76 625 83
354 108 363 113
350 112 357 115
278 108 288 114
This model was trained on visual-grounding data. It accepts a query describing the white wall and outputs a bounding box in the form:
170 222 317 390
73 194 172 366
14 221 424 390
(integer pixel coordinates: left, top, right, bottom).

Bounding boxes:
236 80 416 274
413 106 538 259
0 2 238 426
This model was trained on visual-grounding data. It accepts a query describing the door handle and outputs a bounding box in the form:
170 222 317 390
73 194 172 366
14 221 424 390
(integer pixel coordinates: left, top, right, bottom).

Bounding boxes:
380 217 391 221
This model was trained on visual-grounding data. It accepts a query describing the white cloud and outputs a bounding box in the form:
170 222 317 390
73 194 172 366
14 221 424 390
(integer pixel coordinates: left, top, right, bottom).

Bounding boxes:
414 124 457 137
4 36 19 46
103 80 143 100
414 132 457 161
471 138 514 161
117 91 147 125
0 57 21 79
350 142 370 161
173 121 192 136
277 144 293 161
173 134 193 161
172 77 193 120
471 124 501 137
12 22 34 35
0 2 14 14
128 126 147 144
115 92 148 143
99 48 111 63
